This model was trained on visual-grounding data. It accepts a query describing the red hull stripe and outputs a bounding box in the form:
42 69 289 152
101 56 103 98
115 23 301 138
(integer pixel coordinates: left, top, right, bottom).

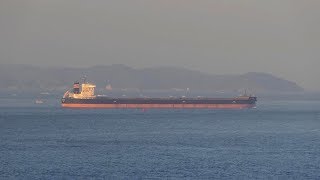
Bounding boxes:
62 103 255 109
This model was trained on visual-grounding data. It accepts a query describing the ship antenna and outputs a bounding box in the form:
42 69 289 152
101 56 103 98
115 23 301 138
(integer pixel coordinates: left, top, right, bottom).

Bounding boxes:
186 88 190 97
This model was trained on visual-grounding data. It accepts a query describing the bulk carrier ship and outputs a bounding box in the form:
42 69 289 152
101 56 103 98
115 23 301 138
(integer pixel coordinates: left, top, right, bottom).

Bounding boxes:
61 81 257 109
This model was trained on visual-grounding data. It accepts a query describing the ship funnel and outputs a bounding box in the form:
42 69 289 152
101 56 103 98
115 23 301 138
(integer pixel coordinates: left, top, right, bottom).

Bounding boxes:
73 82 80 94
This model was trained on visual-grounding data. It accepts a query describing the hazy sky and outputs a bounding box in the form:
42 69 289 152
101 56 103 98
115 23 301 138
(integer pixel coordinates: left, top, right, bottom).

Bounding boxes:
1 0 320 90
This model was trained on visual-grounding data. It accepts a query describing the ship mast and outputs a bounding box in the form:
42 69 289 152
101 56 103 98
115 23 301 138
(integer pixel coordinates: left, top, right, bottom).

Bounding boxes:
81 75 87 84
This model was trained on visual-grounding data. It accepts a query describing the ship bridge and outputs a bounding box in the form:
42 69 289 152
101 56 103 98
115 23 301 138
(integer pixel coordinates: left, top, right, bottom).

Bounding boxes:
69 82 96 99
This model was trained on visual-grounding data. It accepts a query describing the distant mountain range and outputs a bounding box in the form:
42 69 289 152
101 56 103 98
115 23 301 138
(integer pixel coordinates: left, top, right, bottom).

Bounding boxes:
0 64 303 93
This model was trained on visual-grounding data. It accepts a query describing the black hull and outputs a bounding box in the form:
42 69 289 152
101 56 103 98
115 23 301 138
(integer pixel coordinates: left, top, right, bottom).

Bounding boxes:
61 97 257 109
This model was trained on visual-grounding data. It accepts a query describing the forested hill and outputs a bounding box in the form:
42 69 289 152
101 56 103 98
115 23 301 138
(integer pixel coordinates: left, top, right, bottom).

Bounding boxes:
0 64 303 93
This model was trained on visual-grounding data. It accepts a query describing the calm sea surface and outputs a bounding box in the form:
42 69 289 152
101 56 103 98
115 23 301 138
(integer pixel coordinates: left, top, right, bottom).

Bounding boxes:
1 97 320 179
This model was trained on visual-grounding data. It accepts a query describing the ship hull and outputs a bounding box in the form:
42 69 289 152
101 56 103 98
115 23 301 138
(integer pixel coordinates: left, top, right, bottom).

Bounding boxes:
61 97 257 109
62 103 255 109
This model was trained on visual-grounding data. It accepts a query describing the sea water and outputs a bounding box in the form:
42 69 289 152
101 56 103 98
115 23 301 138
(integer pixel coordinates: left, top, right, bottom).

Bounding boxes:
1 97 320 179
